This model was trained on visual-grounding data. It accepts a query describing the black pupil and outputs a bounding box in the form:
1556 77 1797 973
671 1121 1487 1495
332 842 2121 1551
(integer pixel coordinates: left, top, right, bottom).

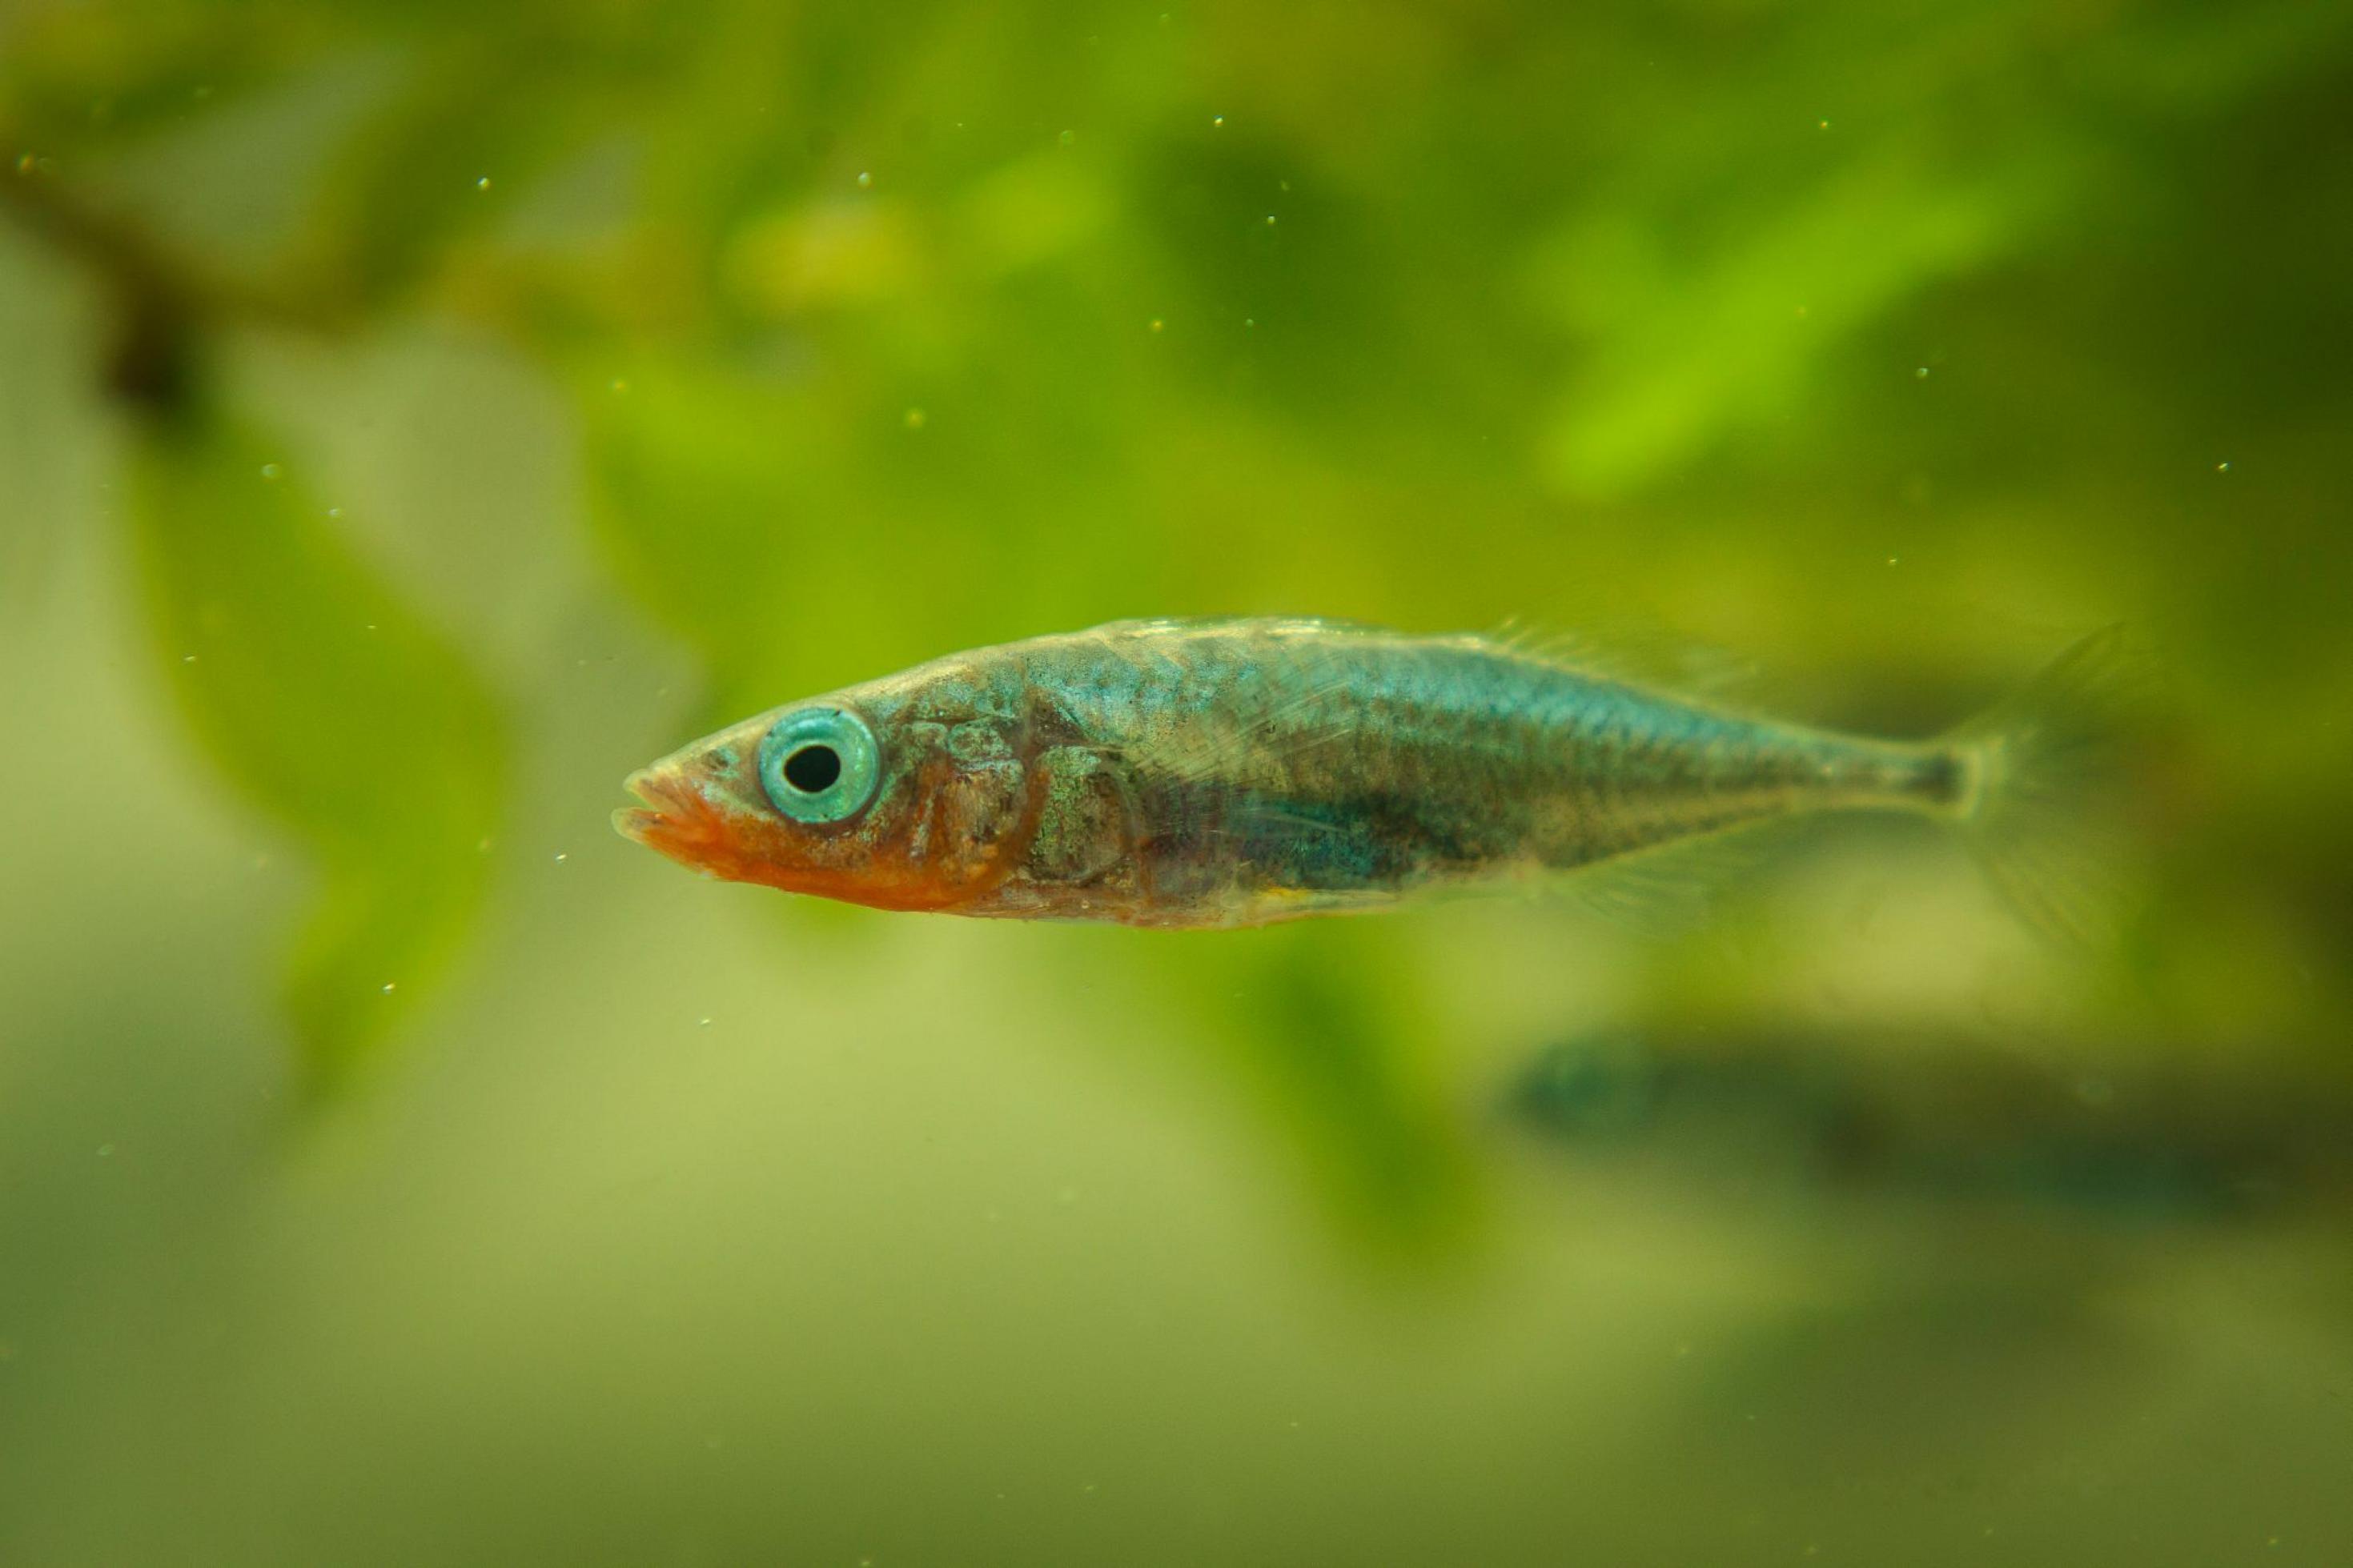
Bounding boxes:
782 744 842 793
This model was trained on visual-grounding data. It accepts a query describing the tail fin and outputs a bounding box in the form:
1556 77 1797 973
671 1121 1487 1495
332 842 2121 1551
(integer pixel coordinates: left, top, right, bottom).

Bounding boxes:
1943 626 2149 944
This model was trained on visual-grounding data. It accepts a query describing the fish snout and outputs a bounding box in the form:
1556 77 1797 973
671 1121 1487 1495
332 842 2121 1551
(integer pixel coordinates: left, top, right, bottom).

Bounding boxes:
613 765 720 862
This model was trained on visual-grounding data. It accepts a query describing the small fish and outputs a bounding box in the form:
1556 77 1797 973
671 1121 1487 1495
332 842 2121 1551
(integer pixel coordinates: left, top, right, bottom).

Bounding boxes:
616 617 2129 932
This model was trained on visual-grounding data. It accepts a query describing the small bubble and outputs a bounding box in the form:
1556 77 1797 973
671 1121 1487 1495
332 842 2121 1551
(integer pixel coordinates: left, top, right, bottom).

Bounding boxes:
554 852 568 863
96 1143 114 1157
1243 317 1255 328
381 982 396 994
181 653 198 664
1263 214 1276 226
1148 318 1164 333
698 1017 713 1028
1058 128 1074 146
259 462 283 479
856 170 872 188
2215 460 2231 473
475 176 491 191
363 623 378 632
903 407 926 430
1914 366 1929 379
326 505 343 518
1886 556 1900 566
1211 115 1225 126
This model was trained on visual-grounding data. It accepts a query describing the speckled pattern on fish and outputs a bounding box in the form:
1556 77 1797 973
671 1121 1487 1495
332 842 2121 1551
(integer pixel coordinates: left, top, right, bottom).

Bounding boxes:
617 616 2114 931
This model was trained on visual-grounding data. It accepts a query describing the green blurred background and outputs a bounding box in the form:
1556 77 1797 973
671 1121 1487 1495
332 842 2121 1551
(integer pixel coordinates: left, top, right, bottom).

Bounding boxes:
4 1 2351 1562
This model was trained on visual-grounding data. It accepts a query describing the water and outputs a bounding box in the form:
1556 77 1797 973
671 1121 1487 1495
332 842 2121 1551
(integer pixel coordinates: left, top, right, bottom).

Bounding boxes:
2 4 2350 1563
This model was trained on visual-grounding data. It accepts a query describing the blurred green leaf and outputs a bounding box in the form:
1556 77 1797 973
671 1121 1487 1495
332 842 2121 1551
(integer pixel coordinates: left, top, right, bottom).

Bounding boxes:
1174 923 1484 1263
130 415 504 1095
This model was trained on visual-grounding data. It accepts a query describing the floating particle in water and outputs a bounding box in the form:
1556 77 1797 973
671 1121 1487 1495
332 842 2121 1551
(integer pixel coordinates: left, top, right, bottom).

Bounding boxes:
381 981 396 994
904 407 926 430
1914 366 1930 379
475 176 491 191
856 170 872 188
698 1017 713 1028
1148 317 1164 333
1058 128 1074 146
2216 460 2231 473
1211 114 1224 126
554 852 568 863
1264 214 1276 226
1819 118 1831 130
326 505 343 518
96 1144 114 1157
609 378 629 395
259 462 283 479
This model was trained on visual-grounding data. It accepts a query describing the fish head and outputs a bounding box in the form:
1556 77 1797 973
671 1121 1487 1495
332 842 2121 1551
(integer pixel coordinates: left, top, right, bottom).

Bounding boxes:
614 664 1036 911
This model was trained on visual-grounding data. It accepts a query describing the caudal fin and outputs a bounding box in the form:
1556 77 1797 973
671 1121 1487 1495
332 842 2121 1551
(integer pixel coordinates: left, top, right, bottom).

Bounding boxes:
1944 626 2150 944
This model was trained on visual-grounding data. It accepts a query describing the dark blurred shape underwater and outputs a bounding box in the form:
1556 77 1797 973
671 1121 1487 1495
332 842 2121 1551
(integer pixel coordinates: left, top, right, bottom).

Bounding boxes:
1513 1026 2353 1225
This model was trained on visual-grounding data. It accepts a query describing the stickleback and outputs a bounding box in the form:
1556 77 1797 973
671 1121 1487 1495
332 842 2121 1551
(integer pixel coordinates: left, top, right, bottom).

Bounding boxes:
615 617 2124 932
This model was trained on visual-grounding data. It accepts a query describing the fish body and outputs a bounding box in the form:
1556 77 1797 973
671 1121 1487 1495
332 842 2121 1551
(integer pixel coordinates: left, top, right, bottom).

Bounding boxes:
618 617 2114 932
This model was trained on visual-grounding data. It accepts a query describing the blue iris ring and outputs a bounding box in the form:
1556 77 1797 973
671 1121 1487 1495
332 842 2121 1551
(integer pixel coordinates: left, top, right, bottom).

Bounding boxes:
757 707 882 824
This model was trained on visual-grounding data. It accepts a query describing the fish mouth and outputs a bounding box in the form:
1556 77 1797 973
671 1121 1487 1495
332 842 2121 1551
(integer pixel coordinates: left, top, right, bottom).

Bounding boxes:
612 767 716 862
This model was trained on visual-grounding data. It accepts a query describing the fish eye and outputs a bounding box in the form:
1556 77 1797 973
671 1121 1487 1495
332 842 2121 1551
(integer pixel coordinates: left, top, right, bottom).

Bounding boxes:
782 744 841 792
757 707 881 824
